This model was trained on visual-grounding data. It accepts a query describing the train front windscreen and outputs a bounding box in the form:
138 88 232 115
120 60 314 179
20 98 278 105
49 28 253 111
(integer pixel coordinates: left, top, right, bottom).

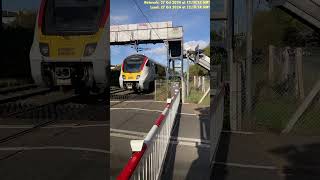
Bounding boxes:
123 55 146 73
42 0 105 35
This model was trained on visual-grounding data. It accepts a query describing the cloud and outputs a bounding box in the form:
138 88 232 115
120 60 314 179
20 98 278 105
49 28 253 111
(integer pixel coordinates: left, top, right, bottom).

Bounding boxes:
111 15 129 23
144 46 167 56
184 40 209 51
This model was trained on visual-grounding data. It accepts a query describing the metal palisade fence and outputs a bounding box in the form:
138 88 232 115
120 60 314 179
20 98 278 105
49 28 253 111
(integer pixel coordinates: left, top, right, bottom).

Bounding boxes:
187 75 210 104
209 83 225 163
154 79 177 102
235 46 320 135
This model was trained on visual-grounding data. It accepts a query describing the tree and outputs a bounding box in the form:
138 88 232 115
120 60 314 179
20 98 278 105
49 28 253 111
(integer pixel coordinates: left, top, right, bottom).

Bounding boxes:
189 64 209 77
11 10 37 30
203 46 210 57
253 8 314 49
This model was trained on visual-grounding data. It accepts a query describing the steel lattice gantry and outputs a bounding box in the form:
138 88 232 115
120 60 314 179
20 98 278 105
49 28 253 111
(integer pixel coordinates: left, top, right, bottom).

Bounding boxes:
110 21 186 101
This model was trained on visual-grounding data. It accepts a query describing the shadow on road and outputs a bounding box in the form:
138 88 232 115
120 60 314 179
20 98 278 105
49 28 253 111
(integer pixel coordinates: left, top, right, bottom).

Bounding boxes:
269 143 320 180
210 89 231 180
185 106 211 180
210 132 231 180
160 101 182 180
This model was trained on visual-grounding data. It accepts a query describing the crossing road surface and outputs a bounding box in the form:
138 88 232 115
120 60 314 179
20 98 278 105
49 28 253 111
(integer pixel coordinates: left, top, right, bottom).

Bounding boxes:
110 100 211 180
0 119 108 179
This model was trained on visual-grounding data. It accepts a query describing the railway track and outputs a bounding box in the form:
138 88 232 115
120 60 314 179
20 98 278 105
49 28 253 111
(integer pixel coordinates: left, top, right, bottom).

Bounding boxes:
0 90 79 118
0 84 147 145
0 85 53 104
0 90 107 145
0 84 37 94
110 86 155 100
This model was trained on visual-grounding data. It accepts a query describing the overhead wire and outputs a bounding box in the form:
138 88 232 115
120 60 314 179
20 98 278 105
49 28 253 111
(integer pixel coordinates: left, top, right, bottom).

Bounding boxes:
130 0 169 50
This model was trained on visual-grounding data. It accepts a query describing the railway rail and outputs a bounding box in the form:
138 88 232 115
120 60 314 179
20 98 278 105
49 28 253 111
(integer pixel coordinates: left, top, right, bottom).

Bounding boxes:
0 92 107 145
110 86 155 100
0 86 53 104
0 84 37 94
0 82 108 141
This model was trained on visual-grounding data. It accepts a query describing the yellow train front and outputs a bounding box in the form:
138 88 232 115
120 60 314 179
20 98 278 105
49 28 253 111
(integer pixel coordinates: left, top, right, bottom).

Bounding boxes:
119 54 165 92
29 0 109 93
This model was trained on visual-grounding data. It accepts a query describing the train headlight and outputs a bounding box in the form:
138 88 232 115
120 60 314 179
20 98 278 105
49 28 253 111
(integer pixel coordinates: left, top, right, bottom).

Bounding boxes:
84 43 97 56
136 75 140 80
122 75 126 80
39 43 49 56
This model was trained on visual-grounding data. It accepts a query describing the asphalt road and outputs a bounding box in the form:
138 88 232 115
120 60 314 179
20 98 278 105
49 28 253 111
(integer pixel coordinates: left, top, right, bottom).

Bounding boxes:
212 132 320 180
0 120 109 180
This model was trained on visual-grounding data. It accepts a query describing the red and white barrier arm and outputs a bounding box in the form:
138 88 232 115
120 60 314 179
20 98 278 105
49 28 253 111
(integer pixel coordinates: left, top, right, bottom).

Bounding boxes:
117 85 180 180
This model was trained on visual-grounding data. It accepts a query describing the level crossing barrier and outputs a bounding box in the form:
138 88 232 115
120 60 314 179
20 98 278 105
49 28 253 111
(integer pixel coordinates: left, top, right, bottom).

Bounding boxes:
117 83 181 180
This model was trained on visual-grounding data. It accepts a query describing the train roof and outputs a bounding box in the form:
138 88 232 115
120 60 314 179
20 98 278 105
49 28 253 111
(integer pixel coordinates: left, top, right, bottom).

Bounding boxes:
124 54 166 68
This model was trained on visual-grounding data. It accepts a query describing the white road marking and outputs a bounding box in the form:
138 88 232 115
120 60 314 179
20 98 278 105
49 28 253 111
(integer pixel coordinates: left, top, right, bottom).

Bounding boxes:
110 107 198 116
111 107 163 113
180 112 200 116
0 146 109 154
173 141 210 148
0 124 109 129
213 162 277 170
111 100 165 103
110 128 146 136
110 132 144 140
110 100 191 105
110 128 210 148
222 130 255 135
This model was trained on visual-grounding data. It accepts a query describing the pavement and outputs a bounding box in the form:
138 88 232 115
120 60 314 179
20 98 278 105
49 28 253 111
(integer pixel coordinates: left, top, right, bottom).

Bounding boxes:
110 99 211 180
212 131 320 180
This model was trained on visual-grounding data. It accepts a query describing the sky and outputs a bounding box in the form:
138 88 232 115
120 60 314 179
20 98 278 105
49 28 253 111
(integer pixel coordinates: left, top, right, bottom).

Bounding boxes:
3 0 41 11
3 0 210 67
110 0 210 65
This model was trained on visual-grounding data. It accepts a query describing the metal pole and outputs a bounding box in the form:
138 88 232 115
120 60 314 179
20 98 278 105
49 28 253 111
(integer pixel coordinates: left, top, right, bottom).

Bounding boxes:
166 41 170 99
295 48 304 100
186 59 190 97
228 0 239 130
154 80 157 101
202 76 205 93
0 0 3 33
181 43 186 103
269 45 275 83
166 41 170 80
246 0 253 113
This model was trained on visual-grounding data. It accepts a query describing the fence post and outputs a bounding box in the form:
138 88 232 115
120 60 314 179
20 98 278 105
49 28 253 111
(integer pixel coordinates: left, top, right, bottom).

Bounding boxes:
269 45 274 83
182 79 186 103
154 80 157 101
198 76 201 89
282 47 290 82
194 76 197 87
295 48 305 100
187 70 189 97
202 76 206 93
